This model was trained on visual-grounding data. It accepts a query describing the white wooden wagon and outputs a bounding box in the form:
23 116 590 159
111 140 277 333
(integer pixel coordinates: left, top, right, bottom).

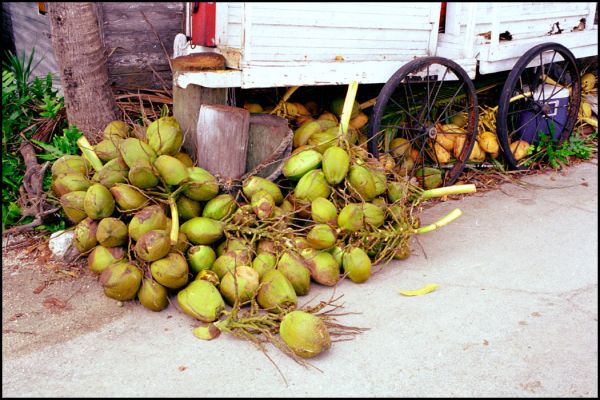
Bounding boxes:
173 2 598 184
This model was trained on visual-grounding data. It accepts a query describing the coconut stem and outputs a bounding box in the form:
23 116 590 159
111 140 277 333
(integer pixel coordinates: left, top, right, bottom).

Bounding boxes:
168 196 179 245
419 184 477 200
415 208 462 234
76 136 103 172
339 80 359 136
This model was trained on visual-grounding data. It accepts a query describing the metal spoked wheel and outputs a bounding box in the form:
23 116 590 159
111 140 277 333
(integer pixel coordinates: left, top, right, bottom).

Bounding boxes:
368 56 478 187
496 42 582 170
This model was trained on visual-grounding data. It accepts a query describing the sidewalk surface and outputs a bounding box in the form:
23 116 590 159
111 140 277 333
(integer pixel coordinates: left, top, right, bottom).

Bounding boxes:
2 160 598 397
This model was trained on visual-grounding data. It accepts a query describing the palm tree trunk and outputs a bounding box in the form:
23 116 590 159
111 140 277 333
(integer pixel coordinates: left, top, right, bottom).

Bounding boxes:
48 3 118 143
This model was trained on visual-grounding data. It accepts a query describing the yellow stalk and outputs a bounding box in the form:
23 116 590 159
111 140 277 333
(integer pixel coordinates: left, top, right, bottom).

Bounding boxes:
168 196 179 245
339 80 359 136
420 184 477 200
415 208 462 234
76 136 103 172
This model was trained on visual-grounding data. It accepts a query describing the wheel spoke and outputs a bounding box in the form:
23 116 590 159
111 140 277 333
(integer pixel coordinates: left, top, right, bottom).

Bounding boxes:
368 57 477 186
432 81 466 126
426 67 450 122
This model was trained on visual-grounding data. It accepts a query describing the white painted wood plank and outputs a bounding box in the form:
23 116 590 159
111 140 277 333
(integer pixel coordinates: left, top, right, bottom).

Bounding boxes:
249 16 434 31
240 61 463 88
175 70 242 89
479 43 598 75
247 24 432 41
245 47 429 63
484 29 598 62
251 2 434 16
247 36 431 51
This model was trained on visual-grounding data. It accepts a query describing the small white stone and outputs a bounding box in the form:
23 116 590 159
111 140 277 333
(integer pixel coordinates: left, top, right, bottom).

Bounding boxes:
48 230 75 259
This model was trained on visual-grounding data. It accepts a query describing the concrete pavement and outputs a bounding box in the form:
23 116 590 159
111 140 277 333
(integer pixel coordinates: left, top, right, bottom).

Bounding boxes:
2 159 598 397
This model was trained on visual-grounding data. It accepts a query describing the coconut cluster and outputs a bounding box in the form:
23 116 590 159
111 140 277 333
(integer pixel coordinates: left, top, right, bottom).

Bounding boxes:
51 113 428 359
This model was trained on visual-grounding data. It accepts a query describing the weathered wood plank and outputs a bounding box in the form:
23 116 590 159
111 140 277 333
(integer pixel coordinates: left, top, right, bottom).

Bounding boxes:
5 3 59 81
102 3 184 12
245 114 293 180
173 82 228 158
196 105 250 180
99 2 183 90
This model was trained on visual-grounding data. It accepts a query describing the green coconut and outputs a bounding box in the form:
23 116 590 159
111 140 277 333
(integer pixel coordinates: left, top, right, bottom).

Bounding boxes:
202 194 238 220
150 252 189 289
211 250 251 280
308 126 340 153
342 247 372 283
194 269 220 286
291 236 312 251
128 159 159 189
60 191 88 224
279 310 331 358
329 245 345 266
230 204 256 225
173 151 194 167
103 120 131 140
146 116 184 155
221 238 254 259
73 217 98 253
393 244 411 260
347 164 377 201
184 167 219 201
337 203 364 232
306 224 337 250
370 168 388 197
387 180 408 203
282 149 322 180
219 265 260 305
96 217 128 247
88 245 125 274
251 190 275 220
252 252 277 279
180 217 224 245
322 146 350 185
257 239 278 255
110 183 148 211
51 173 91 197
128 205 168 241
118 137 158 169
177 280 225 322
51 155 91 178
83 184 115 220
96 157 129 188
170 232 188 253
176 195 202 221
94 138 123 163
154 154 189 185
100 262 142 301
277 251 311 296
310 197 337 226
256 269 297 311
187 245 217 275
293 120 321 148
242 175 284 205
294 169 331 202
134 229 171 262
362 202 386 228
138 278 169 312
303 251 340 286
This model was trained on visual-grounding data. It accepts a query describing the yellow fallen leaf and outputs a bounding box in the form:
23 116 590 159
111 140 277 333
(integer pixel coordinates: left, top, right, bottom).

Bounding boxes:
398 283 440 296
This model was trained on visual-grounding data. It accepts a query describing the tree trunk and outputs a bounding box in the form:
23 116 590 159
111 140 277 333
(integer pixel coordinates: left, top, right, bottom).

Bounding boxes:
48 3 118 143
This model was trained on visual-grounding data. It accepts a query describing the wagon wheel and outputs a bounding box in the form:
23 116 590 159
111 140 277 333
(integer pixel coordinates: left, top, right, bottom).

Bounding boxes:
496 42 581 169
367 56 478 187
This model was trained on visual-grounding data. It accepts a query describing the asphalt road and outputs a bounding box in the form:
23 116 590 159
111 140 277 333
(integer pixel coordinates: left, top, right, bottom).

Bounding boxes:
2 159 598 397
